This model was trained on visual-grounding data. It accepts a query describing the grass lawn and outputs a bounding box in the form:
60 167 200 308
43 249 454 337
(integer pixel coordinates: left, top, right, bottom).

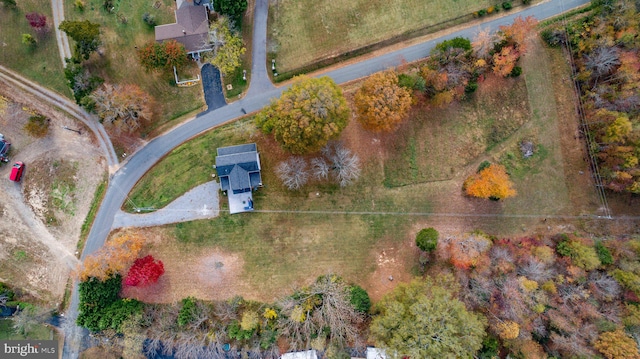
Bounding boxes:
64 0 204 133
383 77 530 187
0 1 69 95
124 38 601 302
0 319 54 340
269 0 515 74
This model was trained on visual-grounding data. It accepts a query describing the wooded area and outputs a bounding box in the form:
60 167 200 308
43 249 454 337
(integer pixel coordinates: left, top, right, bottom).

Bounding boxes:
543 0 640 194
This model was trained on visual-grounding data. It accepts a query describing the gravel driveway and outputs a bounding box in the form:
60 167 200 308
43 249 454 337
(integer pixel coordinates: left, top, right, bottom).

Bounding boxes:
112 181 220 228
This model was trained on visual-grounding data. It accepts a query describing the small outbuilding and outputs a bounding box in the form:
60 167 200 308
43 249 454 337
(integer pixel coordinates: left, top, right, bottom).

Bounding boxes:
280 350 318 359
215 143 262 214
366 347 387 359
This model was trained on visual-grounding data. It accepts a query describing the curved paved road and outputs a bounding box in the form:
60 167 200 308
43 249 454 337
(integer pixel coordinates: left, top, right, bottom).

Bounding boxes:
64 0 589 357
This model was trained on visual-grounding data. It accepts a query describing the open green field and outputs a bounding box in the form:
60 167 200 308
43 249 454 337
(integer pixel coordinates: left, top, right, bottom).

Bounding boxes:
0 0 69 95
126 41 601 301
270 0 509 73
64 0 204 132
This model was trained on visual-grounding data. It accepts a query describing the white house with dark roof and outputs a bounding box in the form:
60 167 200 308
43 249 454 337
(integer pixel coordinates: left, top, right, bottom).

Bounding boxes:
154 0 213 58
215 143 262 214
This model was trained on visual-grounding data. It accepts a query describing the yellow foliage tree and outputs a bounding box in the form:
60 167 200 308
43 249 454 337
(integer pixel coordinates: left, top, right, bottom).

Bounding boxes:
240 310 259 331
496 321 520 340
263 307 278 320
78 233 145 281
518 276 539 292
255 76 349 154
354 70 412 132
206 15 246 76
291 305 306 323
594 330 640 359
464 164 516 200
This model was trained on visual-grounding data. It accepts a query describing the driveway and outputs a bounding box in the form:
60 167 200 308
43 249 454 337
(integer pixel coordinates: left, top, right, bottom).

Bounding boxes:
112 181 220 228
201 64 227 111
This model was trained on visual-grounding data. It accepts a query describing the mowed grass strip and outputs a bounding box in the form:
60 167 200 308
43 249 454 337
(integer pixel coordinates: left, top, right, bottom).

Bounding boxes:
499 39 598 217
64 0 204 130
270 0 499 72
384 77 530 187
0 0 69 95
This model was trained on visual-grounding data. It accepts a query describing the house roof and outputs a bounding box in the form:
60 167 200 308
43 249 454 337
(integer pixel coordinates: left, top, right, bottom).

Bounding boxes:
215 144 261 194
155 5 211 54
280 350 318 359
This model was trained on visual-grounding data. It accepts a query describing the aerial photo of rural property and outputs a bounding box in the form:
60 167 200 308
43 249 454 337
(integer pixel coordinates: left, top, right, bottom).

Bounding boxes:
2 0 640 358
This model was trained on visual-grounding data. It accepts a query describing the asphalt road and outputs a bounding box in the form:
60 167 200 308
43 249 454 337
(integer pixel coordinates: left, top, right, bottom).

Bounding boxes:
65 0 590 357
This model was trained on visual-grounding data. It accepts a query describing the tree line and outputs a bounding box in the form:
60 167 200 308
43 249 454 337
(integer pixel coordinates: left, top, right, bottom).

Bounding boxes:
73 228 640 358
542 0 640 194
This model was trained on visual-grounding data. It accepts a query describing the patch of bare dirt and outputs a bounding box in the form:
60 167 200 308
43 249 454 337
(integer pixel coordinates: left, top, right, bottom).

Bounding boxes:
122 229 245 303
364 235 417 302
0 87 105 305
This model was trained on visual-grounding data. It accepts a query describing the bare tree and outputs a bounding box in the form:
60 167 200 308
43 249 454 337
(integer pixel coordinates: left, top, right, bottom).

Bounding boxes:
276 156 309 190
322 143 361 187
310 157 329 180
584 47 620 81
472 28 496 60
91 83 152 133
277 274 363 350
588 271 621 302
517 258 553 282
12 306 50 336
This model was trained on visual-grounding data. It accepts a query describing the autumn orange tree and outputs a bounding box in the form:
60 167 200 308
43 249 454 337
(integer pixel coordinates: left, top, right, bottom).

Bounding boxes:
354 70 412 132
137 40 187 71
492 45 519 77
463 163 516 200
78 233 145 281
498 16 538 54
491 16 538 77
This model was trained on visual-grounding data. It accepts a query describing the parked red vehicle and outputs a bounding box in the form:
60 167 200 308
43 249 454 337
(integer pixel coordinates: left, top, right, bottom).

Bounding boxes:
9 161 24 182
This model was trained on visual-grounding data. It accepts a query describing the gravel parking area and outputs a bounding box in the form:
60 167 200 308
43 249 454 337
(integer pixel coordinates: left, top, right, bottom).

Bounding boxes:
112 181 220 228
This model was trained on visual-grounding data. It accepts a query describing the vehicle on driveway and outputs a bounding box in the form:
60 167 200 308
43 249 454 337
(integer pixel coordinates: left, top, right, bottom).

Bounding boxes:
9 162 24 182
0 136 10 162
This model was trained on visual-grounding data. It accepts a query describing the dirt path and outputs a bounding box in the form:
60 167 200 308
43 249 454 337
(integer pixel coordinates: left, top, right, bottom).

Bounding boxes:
51 0 72 65
2 181 79 269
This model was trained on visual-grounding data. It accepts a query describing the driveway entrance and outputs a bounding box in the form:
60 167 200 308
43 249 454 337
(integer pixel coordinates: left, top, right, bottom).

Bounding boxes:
201 63 226 111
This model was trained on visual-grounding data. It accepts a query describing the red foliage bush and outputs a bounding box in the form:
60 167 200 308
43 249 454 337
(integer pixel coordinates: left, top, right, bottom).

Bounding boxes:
124 255 164 286
25 13 47 31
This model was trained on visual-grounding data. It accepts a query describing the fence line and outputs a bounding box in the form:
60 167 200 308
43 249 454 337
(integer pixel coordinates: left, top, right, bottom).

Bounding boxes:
557 0 612 219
